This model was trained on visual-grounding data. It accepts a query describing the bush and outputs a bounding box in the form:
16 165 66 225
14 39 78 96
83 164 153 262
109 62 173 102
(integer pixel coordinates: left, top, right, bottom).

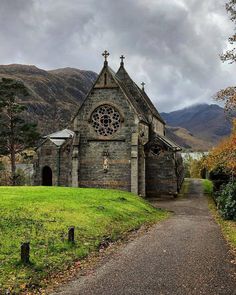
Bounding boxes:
216 182 236 220
209 167 231 191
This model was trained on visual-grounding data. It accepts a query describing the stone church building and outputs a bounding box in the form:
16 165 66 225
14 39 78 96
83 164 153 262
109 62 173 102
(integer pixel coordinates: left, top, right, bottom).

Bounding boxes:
35 51 184 197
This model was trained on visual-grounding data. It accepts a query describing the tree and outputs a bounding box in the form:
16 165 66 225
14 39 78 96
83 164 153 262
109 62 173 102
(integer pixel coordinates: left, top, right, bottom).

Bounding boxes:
0 78 40 185
203 119 236 176
214 1 236 113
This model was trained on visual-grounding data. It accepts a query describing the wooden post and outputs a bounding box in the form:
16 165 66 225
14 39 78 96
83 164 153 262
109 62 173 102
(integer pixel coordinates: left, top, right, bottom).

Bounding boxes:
68 227 75 243
21 242 30 264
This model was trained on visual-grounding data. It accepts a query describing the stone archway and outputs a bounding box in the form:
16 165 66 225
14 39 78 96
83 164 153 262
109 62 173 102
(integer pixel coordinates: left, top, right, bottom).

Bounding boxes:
42 166 52 186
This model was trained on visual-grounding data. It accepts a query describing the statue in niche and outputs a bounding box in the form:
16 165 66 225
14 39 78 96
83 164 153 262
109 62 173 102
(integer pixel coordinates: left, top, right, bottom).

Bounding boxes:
103 151 109 173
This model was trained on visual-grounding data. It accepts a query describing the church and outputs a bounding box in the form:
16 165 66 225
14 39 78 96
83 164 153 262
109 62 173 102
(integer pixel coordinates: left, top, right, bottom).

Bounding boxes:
34 51 184 197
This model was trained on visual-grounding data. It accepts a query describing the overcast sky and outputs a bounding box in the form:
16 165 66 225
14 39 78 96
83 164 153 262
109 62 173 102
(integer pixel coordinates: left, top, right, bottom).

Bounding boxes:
0 0 236 112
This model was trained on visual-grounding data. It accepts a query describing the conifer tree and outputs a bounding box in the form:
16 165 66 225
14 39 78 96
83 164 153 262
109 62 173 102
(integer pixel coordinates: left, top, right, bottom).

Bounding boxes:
0 78 40 185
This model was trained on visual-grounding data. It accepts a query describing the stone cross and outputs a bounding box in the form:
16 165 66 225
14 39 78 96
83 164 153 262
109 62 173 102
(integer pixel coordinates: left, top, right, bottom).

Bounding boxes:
102 50 110 64
141 82 145 91
120 55 125 66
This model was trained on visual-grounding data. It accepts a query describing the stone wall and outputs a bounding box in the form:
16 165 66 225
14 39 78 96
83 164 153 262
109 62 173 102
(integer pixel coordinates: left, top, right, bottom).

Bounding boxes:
73 84 139 192
34 138 72 186
145 150 178 197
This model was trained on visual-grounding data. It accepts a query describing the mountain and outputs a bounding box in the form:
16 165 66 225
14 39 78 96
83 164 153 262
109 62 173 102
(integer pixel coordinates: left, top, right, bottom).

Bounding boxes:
0 64 97 134
0 66 232 151
161 104 233 151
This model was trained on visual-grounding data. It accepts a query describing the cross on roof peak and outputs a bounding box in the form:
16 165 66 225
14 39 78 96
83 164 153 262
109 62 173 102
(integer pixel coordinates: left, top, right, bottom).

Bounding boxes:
102 50 110 65
120 55 125 66
141 82 145 91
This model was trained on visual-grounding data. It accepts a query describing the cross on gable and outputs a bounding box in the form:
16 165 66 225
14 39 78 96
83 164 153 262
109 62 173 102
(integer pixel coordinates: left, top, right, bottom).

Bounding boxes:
141 82 145 90
102 50 110 61
120 55 125 63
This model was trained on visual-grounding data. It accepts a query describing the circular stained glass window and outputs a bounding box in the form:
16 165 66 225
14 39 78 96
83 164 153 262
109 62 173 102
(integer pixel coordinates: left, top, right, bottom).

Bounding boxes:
91 105 121 136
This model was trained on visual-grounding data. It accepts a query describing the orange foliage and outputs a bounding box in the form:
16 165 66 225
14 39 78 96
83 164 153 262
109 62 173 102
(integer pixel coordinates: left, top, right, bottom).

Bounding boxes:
204 119 236 174
214 86 236 114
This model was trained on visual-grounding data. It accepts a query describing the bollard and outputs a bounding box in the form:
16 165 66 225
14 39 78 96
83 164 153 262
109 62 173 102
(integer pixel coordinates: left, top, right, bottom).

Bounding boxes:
21 242 30 264
68 226 75 243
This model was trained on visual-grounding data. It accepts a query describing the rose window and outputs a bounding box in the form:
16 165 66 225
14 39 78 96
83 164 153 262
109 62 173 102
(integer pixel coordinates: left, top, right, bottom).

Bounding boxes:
91 105 121 136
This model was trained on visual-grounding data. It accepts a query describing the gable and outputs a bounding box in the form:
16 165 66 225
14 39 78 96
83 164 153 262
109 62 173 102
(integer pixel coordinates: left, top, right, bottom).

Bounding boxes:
72 63 149 126
94 66 118 89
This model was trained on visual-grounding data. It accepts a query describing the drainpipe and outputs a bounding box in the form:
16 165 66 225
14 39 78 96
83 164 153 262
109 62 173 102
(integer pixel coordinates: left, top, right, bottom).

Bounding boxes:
57 146 61 186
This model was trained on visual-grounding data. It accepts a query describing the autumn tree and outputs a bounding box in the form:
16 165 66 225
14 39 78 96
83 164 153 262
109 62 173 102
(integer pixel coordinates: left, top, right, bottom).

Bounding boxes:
203 119 236 176
214 0 236 113
0 78 40 185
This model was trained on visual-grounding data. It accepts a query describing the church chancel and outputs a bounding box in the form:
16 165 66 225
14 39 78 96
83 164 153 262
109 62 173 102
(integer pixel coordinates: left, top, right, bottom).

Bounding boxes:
35 51 184 197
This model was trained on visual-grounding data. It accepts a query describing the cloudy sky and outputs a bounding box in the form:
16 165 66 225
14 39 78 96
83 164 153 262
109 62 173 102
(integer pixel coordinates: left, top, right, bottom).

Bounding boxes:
0 0 236 112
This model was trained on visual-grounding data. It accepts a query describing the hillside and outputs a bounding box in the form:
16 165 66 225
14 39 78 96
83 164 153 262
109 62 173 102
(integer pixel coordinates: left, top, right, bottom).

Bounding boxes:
0 64 97 134
165 126 213 151
161 104 233 151
0 65 231 151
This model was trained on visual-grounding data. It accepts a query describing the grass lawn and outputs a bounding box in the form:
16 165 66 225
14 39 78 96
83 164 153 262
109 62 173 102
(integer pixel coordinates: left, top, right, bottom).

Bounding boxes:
0 186 169 293
202 179 236 251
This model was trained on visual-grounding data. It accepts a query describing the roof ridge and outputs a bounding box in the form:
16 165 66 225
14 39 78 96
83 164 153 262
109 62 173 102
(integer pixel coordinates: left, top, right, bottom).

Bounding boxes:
116 66 165 124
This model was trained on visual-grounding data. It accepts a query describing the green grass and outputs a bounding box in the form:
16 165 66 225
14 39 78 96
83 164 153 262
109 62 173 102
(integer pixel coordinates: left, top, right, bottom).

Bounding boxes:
0 186 169 293
178 178 190 198
203 180 236 251
202 179 213 195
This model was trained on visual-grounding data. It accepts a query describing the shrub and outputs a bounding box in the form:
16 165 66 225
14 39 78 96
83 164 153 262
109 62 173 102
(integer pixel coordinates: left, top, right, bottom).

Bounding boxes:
209 167 231 191
216 182 236 220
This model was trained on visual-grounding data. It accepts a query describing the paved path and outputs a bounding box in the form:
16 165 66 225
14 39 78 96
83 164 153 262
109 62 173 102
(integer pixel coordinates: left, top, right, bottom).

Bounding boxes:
54 179 236 295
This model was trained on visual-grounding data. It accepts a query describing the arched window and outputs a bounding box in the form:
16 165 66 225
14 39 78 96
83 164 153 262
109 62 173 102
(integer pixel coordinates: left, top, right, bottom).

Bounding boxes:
42 166 52 186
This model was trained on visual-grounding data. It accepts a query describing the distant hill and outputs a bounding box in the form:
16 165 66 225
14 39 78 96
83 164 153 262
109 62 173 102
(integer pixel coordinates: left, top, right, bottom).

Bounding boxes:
0 64 97 134
0 66 232 151
161 104 233 151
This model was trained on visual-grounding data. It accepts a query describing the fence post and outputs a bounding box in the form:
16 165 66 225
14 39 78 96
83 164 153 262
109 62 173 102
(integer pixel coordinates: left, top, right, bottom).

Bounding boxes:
68 226 75 243
21 242 30 264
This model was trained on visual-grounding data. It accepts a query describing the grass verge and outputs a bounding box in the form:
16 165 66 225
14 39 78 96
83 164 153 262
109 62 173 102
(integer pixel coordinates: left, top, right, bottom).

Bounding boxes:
0 186 169 293
203 180 236 251
178 178 190 198
202 179 214 195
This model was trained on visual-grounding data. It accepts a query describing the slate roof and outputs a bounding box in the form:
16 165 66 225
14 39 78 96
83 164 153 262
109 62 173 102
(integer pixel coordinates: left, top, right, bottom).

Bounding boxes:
41 128 74 147
116 65 165 124
153 133 182 151
107 66 148 124
145 133 182 152
46 129 74 139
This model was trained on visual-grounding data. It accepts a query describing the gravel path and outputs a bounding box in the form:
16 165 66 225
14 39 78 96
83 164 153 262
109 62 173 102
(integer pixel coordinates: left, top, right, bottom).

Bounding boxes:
53 179 236 295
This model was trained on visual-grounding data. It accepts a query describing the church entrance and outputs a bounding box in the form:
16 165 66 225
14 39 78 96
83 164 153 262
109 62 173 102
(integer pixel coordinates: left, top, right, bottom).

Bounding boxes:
42 166 52 186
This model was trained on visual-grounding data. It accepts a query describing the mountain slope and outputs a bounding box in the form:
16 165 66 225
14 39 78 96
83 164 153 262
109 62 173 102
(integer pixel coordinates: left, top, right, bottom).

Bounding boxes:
0 64 97 134
161 104 233 150
165 126 213 151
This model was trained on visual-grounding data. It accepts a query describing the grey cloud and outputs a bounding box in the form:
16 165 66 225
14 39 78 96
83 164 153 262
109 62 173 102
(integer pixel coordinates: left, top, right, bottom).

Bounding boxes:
0 0 235 111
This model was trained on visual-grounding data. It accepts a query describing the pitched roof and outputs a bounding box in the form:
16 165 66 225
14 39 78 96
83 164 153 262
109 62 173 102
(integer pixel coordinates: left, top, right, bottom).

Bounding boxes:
116 65 165 124
146 133 182 152
153 133 182 151
46 129 74 139
39 128 74 147
72 59 166 126
107 66 149 124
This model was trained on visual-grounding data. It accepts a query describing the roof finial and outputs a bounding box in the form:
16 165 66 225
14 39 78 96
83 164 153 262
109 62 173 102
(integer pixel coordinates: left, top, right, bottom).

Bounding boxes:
141 82 145 91
102 50 110 66
120 55 125 66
